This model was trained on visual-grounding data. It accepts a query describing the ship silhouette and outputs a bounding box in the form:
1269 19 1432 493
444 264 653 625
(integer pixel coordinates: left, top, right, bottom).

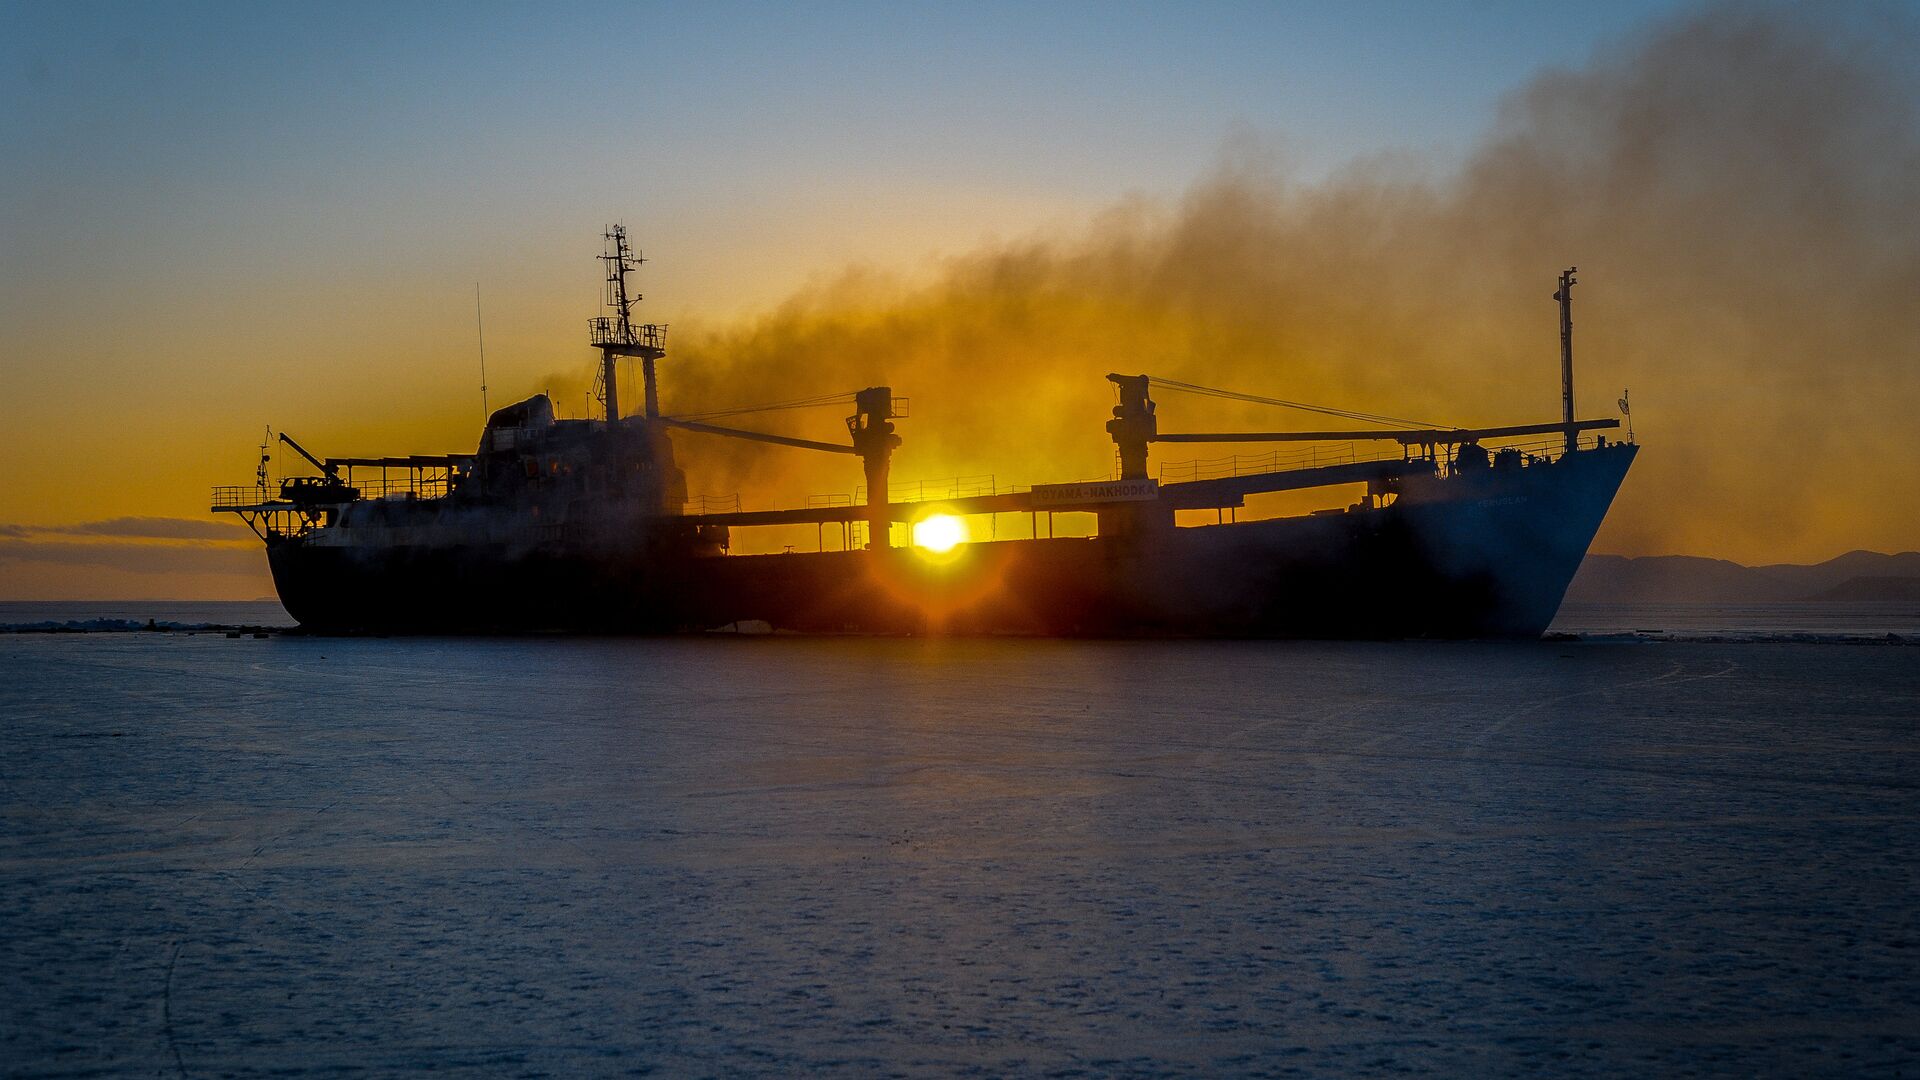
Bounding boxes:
214 232 1634 637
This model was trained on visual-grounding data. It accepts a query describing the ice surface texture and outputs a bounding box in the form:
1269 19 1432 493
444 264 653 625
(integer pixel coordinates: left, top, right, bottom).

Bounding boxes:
2 635 1916 1076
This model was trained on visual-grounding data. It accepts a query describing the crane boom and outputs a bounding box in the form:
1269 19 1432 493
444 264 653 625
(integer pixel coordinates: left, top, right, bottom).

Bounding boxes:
277 433 337 477
1151 418 1618 446
655 417 858 455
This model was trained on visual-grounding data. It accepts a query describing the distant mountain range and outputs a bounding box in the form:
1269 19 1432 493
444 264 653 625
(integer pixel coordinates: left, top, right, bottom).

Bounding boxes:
1567 550 1920 604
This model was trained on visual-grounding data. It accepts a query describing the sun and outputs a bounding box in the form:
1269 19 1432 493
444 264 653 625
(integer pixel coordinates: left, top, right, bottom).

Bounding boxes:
912 514 967 554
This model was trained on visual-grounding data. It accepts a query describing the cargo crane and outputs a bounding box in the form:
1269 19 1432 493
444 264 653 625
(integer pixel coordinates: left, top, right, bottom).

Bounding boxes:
1117 269 1616 471
274 434 358 506
659 388 905 547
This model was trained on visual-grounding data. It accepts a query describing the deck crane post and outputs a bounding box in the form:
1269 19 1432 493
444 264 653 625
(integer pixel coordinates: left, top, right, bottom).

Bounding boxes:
1106 374 1157 480
654 386 905 548
848 387 903 549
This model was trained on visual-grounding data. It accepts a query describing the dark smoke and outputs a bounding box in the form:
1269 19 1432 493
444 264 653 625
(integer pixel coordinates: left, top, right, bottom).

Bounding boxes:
628 3 1920 563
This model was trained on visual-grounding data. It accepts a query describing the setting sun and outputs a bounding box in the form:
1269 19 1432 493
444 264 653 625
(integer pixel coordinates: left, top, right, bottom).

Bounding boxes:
911 514 967 553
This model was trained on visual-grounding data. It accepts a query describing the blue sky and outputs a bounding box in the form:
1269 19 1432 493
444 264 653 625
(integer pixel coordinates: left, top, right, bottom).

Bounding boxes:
6 1 1686 318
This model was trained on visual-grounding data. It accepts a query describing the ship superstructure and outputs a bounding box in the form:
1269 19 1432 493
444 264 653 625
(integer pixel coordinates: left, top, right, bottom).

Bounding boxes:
214 237 1635 637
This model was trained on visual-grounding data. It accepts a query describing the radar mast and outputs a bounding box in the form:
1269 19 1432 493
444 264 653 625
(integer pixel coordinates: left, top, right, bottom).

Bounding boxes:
588 225 668 421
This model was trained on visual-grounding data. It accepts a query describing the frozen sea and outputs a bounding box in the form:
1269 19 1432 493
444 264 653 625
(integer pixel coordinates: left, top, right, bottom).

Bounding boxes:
2 608 1917 1076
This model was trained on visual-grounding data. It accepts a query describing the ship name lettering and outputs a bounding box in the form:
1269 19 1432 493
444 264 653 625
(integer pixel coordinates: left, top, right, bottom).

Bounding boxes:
1030 479 1160 506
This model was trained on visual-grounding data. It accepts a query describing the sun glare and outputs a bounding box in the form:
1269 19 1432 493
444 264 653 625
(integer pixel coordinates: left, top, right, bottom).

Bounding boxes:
912 514 967 553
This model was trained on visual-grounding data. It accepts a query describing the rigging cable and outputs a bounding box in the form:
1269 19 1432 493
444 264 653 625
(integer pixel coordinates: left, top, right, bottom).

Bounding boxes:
669 390 861 423
1147 376 1439 429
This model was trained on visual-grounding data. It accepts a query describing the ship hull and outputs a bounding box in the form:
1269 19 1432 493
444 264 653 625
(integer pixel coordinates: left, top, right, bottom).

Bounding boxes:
267 444 1635 639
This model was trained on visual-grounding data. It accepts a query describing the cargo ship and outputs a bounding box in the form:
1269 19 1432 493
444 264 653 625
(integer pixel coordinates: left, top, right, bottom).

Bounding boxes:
213 229 1635 637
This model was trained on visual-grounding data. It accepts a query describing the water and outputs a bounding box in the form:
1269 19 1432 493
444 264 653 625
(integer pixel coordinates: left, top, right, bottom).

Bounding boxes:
1552 601 1920 640
5 600 1916 640
0 600 293 633
3 620 1917 1076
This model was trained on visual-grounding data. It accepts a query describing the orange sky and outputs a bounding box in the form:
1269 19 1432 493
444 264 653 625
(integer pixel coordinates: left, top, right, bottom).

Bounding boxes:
3 3 1916 599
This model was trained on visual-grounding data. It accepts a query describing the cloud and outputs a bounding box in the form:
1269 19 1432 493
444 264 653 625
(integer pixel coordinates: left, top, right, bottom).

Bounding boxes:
0 539 262 573
0 517 253 542
0 519 267 598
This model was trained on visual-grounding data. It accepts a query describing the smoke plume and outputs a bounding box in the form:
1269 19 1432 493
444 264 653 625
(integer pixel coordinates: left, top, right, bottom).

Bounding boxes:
653 4 1920 563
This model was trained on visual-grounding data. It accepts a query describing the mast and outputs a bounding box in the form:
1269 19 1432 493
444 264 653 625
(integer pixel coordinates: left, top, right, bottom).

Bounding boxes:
1554 266 1577 454
588 225 668 422
600 227 629 421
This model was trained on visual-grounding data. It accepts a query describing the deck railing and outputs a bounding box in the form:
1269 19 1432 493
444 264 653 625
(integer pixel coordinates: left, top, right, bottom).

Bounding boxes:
588 318 667 351
211 476 451 508
1157 443 1377 484
853 474 1000 504
1157 431 1619 484
210 485 270 508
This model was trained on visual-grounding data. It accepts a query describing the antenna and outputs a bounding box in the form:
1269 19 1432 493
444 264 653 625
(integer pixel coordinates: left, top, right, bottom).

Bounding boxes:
256 426 272 498
474 284 490 421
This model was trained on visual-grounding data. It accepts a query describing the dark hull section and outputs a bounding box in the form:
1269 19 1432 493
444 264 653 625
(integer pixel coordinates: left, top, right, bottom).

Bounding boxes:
269 444 1635 639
